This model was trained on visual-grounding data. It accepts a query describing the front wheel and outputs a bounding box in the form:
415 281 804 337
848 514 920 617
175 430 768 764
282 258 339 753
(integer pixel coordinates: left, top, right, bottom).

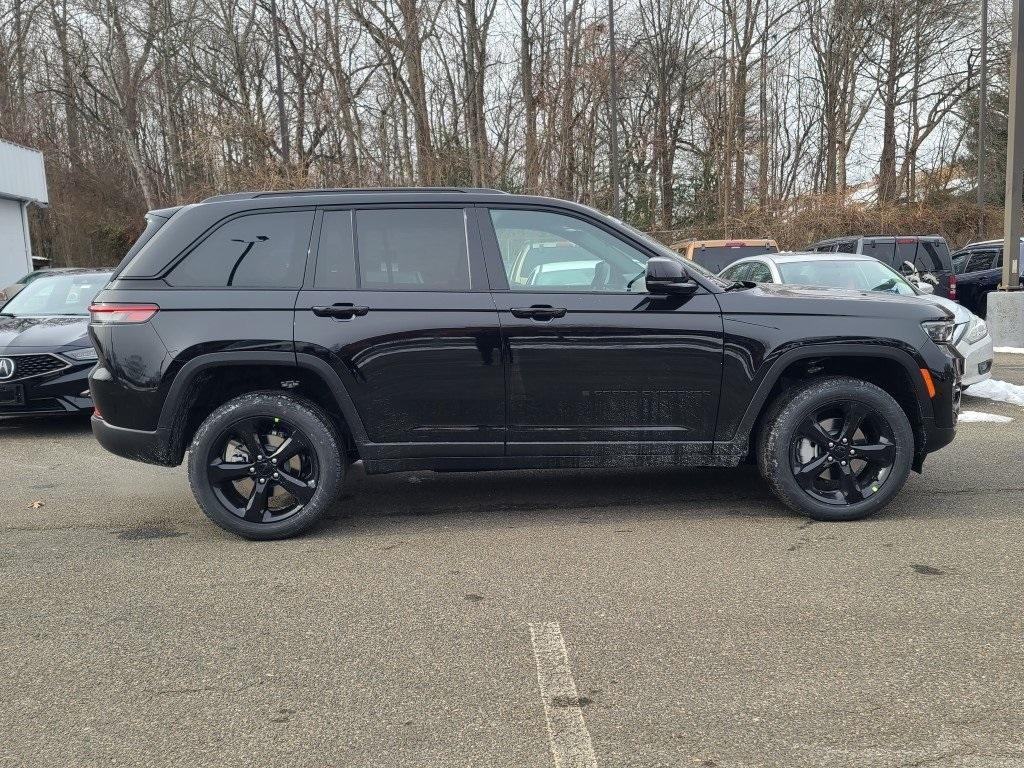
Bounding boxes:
187 392 343 539
757 376 914 522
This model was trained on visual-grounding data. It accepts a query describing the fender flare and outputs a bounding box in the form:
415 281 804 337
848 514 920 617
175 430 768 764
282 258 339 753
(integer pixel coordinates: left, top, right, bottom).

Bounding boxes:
157 350 370 453
727 342 932 445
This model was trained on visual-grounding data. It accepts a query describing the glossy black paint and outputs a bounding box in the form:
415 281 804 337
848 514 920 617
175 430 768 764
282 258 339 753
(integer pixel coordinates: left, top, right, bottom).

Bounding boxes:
89 189 959 475
0 314 97 416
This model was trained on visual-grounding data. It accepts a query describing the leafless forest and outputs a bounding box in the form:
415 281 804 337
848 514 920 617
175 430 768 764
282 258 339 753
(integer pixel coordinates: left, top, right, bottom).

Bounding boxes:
0 0 1014 265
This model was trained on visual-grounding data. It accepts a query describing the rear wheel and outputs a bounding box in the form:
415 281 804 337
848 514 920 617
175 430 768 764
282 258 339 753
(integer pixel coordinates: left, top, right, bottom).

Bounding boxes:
757 376 914 522
187 392 342 539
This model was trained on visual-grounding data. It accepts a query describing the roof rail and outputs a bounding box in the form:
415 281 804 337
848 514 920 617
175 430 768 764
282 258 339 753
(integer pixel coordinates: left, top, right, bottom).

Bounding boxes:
200 187 508 203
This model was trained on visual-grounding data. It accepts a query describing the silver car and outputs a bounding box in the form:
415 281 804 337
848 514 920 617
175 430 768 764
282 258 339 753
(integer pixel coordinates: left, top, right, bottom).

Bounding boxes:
719 252 993 386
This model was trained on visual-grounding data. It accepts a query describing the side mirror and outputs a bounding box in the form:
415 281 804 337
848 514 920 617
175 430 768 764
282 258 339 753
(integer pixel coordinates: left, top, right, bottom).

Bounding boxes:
646 257 699 296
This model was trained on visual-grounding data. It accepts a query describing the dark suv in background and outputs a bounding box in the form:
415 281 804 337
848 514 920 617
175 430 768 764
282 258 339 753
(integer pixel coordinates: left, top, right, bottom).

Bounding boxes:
950 238 1024 317
89 189 959 539
807 235 956 302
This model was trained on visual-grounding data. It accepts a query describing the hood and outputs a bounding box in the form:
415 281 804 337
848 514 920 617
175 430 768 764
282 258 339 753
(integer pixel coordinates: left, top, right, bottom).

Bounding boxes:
0 314 91 352
728 282 954 321
920 294 976 326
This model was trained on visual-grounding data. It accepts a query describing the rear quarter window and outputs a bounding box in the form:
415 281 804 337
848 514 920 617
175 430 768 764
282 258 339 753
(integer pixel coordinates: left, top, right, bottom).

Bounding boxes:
167 211 314 288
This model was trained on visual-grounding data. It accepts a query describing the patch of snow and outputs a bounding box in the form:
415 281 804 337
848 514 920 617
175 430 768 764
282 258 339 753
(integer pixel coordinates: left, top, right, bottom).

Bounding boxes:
994 347 1024 354
958 410 1014 423
964 378 1024 407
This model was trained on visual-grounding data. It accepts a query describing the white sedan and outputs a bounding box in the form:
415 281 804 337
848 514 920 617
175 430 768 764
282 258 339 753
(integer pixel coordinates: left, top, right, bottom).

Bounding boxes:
719 252 994 386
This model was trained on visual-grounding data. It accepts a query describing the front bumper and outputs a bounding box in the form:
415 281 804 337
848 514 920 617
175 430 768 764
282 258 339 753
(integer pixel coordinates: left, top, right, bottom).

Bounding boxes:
0 358 94 417
91 416 179 466
958 333 994 386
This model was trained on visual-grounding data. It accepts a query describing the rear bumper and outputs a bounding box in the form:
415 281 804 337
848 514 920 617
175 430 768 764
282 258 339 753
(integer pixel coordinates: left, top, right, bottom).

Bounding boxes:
91 416 179 466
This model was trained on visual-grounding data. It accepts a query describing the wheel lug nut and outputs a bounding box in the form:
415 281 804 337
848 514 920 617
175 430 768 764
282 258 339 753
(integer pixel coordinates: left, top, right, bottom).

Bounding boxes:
841 460 847 465
828 442 834 448
273 472 279 479
257 455 263 460
841 439 848 444
849 449 855 455
271 458 277 464
249 467 255 474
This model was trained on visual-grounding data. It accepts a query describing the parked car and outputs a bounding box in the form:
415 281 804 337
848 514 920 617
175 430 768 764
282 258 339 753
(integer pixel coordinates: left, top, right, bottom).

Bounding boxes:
672 238 778 273
0 269 112 416
806 235 957 303
950 238 1024 317
0 267 105 305
719 252 992 386
89 189 958 539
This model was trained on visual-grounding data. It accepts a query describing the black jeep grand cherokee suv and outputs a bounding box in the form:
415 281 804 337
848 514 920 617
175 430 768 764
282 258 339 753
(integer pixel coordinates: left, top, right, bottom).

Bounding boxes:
89 189 959 539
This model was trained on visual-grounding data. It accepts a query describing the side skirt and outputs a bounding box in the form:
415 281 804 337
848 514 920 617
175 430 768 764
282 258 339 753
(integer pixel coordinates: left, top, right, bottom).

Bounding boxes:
362 442 747 474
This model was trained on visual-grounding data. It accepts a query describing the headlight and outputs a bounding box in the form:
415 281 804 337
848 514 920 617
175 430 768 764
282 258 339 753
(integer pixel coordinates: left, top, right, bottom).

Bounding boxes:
64 347 98 362
922 319 956 345
964 319 988 345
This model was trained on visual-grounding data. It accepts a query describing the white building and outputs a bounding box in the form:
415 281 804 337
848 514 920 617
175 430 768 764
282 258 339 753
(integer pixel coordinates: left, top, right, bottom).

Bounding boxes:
0 140 48 287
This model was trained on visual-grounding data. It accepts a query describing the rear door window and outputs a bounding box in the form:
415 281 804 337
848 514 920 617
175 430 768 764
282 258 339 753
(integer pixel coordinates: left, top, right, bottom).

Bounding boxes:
168 210 313 288
835 240 858 253
355 208 470 290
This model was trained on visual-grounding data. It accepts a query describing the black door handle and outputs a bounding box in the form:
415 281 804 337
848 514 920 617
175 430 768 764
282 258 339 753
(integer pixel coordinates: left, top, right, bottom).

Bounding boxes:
312 303 370 319
510 305 567 321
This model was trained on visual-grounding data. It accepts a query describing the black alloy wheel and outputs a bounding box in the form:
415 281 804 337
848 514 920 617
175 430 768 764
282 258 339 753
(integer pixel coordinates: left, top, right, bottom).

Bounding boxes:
789 401 897 506
206 416 319 524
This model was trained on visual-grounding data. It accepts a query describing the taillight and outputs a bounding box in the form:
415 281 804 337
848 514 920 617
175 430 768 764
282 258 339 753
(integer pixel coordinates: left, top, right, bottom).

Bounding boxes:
88 303 160 324
948 274 957 301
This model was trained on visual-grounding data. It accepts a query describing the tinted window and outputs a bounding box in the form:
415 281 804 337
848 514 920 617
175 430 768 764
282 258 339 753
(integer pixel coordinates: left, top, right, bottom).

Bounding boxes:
168 211 313 288
920 241 950 272
746 262 773 282
355 208 469 290
314 210 356 289
489 209 648 292
863 239 896 264
691 245 775 272
835 240 858 253
963 249 998 273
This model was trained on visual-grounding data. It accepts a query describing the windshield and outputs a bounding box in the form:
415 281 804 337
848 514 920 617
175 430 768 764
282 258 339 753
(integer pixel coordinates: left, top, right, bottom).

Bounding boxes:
605 216 732 289
778 259 917 296
2 273 109 316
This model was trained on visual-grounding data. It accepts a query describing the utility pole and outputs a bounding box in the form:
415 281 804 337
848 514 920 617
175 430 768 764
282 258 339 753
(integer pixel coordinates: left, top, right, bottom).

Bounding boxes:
608 0 620 218
269 0 290 168
1002 0 1023 289
978 0 988 238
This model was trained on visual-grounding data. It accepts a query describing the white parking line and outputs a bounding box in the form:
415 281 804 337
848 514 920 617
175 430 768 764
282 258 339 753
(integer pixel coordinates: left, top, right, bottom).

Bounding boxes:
529 621 598 768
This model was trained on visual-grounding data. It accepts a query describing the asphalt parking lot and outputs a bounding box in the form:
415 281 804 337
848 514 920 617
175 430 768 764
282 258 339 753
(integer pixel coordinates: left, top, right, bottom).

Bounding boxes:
3 356 1024 768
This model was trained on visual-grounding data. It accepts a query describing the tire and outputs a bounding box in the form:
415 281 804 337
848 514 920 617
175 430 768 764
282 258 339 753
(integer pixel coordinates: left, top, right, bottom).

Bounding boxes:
757 376 914 522
187 391 343 540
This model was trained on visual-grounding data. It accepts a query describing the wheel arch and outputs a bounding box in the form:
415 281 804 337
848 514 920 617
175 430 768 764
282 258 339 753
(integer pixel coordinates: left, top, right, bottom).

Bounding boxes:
157 351 369 464
732 344 932 471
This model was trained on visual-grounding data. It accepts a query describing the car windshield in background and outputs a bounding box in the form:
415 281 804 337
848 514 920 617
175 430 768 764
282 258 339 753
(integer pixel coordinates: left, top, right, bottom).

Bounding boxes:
778 259 916 296
1 273 107 316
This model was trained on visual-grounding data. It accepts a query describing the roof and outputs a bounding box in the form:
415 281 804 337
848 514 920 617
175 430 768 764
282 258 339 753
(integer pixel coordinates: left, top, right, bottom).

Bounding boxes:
734 251 877 265
811 234 944 244
964 238 1024 248
0 139 48 205
200 187 508 203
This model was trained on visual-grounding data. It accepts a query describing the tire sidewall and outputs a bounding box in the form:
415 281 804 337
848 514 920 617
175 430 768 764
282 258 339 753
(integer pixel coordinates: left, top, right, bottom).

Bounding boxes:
187 392 342 540
764 379 914 522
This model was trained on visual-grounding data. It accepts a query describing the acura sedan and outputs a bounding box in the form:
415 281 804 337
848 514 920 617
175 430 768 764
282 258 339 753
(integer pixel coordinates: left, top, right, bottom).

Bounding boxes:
0 269 111 416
